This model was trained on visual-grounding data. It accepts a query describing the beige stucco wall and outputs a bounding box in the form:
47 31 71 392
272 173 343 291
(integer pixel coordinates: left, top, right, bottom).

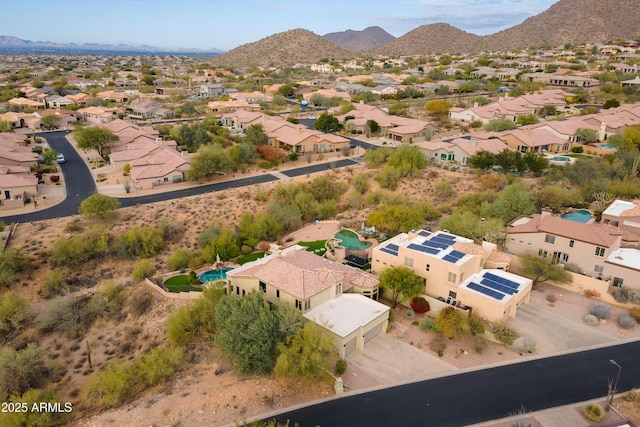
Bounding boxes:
506 232 620 277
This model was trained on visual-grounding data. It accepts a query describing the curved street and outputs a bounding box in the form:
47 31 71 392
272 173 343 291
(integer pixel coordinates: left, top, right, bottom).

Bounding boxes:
266 341 640 427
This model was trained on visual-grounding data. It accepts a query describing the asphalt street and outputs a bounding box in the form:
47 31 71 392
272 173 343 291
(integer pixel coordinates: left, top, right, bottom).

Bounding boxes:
267 341 640 427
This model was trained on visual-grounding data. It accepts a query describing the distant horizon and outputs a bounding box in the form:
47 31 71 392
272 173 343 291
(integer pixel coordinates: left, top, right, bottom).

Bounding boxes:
3 0 558 51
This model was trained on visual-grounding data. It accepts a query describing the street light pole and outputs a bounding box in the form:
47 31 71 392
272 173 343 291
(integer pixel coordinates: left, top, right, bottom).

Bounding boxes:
608 359 622 410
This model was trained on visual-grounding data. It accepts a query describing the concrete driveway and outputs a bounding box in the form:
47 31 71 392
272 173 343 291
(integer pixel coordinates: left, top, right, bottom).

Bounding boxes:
347 334 457 385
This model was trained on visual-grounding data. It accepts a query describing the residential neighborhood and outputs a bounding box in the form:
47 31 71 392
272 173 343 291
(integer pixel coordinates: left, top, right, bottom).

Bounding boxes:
1 7 640 426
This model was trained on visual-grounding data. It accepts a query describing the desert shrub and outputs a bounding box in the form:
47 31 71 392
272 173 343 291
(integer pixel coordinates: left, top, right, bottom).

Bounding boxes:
492 324 518 345
435 306 470 338
135 347 184 386
166 250 193 272
468 316 485 335
351 172 370 194
132 260 156 281
0 291 30 335
630 307 640 322
85 282 124 320
48 226 110 267
404 309 416 319
113 227 164 259
127 288 154 317
35 296 83 337
335 359 347 376
571 146 584 153
429 334 447 356
508 336 536 353
165 306 198 346
79 194 120 220
40 268 70 299
582 403 604 422
374 166 402 190
473 336 488 354
0 343 54 394
546 294 557 303
617 314 637 329
583 314 599 326
589 302 612 320
81 359 136 408
419 317 437 332
410 297 430 314
623 388 638 402
583 289 600 299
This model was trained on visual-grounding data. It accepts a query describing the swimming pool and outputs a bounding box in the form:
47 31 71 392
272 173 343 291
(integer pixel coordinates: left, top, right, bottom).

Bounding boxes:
561 210 592 223
333 229 372 251
199 267 233 283
598 143 617 150
549 156 571 162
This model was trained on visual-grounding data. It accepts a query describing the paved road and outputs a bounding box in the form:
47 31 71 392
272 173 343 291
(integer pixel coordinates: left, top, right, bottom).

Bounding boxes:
1 130 96 223
266 341 640 427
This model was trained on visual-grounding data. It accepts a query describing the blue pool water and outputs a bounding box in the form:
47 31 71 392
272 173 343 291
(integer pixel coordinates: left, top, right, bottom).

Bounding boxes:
199 268 233 283
549 156 571 162
561 210 592 223
334 229 372 251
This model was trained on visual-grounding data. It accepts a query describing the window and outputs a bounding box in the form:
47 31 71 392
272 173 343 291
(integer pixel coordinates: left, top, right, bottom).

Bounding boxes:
336 283 342 295
259 281 266 293
305 300 311 311
569 240 575 248
425 264 430 272
545 234 555 244
276 289 280 299
447 272 457 283
595 247 605 257
448 291 457 298
594 265 604 274
404 257 414 268
295 299 302 310
538 249 548 258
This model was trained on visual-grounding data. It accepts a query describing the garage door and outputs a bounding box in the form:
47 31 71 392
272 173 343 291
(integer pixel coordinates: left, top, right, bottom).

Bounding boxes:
364 325 381 344
344 337 357 356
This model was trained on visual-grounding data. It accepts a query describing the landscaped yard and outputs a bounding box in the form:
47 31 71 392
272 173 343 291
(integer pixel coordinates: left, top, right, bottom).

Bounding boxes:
163 274 203 293
297 240 327 255
235 252 267 265
567 153 594 159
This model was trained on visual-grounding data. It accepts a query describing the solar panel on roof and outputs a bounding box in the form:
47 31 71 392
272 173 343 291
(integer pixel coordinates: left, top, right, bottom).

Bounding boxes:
450 250 466 258
421 241 445 250
408 243 440 255
387 244 400 251
434 233 456 241
467 282 505 300
418 230 431 237
480 278 517 295
484 272 520 290
443 254 459 263
379 247 398 257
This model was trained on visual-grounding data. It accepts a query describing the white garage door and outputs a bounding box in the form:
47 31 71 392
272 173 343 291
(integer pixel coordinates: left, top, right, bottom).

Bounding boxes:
364 325 381 344
344 337 357 356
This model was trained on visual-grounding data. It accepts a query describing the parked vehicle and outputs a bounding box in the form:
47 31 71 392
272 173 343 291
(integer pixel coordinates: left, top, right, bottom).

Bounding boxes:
56 153 66 164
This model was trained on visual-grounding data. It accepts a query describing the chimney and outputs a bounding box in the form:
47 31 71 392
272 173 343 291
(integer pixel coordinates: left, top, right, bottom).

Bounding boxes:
473 102 479 108
541 207 553 220
470 138 477 147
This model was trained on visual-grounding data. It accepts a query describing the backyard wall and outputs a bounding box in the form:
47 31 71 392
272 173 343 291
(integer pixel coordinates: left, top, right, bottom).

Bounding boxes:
144 278 202 300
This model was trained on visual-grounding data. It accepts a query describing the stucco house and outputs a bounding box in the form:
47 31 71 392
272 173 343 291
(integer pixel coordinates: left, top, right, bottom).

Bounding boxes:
418 137 507 165
226 246 387 357
77 106 119 124
128 148 191 189
207 100 262 115
372 230 521 322
0 166 38 210
601 200 640 236
128 98 175 120
0 134 39 168
506 209 640 280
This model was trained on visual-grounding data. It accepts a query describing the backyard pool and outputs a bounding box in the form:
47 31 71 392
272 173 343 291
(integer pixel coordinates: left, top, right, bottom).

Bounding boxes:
561 209 592 223
334 229 372 251
549 156 571 162
598 143 617 150
199 267 233 283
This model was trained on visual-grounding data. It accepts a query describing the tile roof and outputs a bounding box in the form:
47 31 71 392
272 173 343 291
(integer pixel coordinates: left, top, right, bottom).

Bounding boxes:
227 246 379 300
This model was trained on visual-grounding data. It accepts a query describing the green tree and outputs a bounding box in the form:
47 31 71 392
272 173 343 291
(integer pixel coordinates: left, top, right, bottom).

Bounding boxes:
40 114 61 130
387 145 427 177
185 144 234 181
314 113 342 133
439 210 504 242
0 291 30 335
522 151 549 175
215 292 280 374
74 126 119 157
203 226 240 262
574 128 599 144
177 123 211 152
516 114 539 125
365 119 379 134
81 359 136 408
602 98 620 109
135 347 184 386
424 99 453 115
228 142 257 164
484 118 516 132
486 181 536 223
379 266 424 308
0 250 26 288
519 254 573 286
278 83 295 98
245 123 268 146
274 321 335 380
2 388 69 427
351 172 370 194
0 343 57 394
467 150 497 170
79 194 121 219
367 204 425 234
363 147 393 167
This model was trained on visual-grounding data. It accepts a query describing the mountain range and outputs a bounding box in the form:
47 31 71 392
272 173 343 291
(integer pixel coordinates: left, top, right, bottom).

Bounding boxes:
2 0 640 64
0 35 223 54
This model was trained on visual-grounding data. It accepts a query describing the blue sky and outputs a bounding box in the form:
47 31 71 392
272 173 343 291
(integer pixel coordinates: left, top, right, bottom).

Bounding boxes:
4 0 558 51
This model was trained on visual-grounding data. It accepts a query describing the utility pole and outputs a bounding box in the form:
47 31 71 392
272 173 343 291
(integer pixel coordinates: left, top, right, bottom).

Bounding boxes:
607 359 622 411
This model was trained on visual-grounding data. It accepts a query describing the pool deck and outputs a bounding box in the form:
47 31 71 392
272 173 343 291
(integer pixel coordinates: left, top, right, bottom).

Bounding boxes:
283 221 341 247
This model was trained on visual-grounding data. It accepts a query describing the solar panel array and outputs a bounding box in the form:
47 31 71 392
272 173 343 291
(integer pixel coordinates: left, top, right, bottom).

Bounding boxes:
418 230 431 237
380 247 398 257
467 272 523 301
407 243 440 255
442 249 466 264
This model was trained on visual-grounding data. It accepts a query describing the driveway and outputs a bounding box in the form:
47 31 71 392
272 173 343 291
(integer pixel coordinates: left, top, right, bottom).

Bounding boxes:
347 334 457 385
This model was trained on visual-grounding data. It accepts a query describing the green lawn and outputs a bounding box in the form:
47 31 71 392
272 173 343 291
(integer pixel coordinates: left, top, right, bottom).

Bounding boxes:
298 240 328 255
567 153 593 159
164 275 203 293
236 252 267 265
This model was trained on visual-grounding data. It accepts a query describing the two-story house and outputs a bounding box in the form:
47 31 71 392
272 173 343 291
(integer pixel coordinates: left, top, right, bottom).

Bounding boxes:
226 246 388 357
